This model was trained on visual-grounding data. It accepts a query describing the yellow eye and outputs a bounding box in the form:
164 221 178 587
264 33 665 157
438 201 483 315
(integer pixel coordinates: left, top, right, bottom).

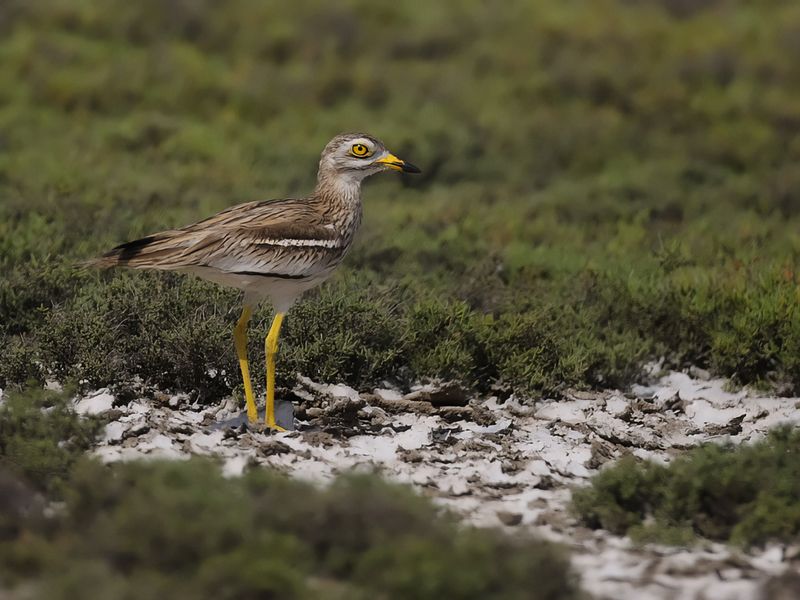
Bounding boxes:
351 143 369 157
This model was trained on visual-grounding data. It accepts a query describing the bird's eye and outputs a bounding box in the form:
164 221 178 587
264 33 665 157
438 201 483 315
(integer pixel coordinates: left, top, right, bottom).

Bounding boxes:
351 143 370 157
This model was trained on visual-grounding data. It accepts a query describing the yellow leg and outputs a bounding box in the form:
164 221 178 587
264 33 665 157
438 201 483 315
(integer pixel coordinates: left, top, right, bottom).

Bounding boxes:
234 305 259 423
265 312 286 430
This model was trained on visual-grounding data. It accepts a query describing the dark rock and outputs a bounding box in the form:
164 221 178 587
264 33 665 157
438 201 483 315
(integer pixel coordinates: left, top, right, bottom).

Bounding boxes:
366 393 436 416
302 431 336 447
437 406 474 422
587 440 616 469
317 397 365 432
431 426 461 445
501 459 526 474
496 511 523 526
631 398 660 414
704 414 746 436
470 402 497 426
488 380 514 401
257 439 293 457
535 475 558 490
404 382 470 407
104 408 125 422
398 448 424 463
661 391 687 414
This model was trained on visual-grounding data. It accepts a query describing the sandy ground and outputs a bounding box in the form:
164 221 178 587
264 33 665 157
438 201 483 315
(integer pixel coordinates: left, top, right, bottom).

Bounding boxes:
65 369 800 600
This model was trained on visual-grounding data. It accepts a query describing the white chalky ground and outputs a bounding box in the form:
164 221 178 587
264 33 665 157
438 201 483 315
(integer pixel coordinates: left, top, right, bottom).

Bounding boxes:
65 369 800 600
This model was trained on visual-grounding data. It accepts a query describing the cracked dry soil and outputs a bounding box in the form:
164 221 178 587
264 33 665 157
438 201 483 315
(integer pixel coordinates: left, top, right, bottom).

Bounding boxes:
75 370 800 600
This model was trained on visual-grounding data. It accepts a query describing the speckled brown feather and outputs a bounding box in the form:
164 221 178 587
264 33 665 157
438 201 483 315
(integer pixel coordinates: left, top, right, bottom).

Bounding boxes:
86 133 416 308
88 197 352 278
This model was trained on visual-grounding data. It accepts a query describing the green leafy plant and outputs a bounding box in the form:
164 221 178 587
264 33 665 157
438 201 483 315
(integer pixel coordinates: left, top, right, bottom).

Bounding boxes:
572 427 800 547
0 459 579 600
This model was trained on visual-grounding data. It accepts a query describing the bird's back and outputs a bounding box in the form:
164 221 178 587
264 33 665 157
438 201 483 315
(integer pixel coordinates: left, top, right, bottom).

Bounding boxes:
89 195 359 280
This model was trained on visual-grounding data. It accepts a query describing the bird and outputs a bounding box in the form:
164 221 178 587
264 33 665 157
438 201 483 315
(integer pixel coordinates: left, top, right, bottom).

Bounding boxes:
87 133 420 430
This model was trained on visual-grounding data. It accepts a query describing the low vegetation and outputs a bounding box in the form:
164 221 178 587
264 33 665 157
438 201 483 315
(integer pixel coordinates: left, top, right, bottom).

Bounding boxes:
571 427 800 547
2 0 800 400
0 387 579 600
0 386 101 494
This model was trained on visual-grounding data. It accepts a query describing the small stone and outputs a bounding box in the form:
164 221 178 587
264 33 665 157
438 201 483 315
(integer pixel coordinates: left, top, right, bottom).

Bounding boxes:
535 475 557 490
688 365 711 380
302 431 335 447
631 398 660 414
604 396 629 417
470 403 497 426
367 393 435 416
75 391 115 415
103 421 127 443
746 408 769 422
489 380 514 401
501 459 526 474
586 440 616 469
399 448 424 463
496 511 523 526
168 423 195 435
404 382 469 407
448 480 471 496
128 420 150 437
373 388 403 402
257 439 292 457
437 406 473 422
662 391 687 414
704 414 746 436
431 426 460 444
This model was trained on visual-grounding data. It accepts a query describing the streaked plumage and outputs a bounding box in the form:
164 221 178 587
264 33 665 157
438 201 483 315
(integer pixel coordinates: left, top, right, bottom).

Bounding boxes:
89 133 420 429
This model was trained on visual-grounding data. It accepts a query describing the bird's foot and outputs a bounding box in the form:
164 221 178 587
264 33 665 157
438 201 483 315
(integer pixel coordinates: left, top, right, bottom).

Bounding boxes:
266 421 287 433
241 419 284 434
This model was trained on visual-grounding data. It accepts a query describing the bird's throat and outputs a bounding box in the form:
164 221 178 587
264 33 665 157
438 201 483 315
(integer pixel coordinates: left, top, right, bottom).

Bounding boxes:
315 172 363 208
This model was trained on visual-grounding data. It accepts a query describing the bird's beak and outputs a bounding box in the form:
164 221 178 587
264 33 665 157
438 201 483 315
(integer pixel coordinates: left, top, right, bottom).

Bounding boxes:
374 152 421 174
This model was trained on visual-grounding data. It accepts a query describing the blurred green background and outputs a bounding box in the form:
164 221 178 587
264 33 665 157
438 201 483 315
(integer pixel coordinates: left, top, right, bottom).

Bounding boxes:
2 0 800 397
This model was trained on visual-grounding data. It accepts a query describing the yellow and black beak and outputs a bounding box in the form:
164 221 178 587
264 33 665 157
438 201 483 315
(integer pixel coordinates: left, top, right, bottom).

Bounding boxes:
375 152 421 174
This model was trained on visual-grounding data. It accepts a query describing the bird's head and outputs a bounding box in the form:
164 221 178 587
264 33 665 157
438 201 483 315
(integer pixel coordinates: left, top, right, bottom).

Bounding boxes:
317 133 421 184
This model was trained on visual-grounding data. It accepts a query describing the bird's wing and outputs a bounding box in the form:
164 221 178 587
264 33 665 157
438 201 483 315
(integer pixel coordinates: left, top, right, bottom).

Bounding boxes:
89 198 343 278
189 200 345 277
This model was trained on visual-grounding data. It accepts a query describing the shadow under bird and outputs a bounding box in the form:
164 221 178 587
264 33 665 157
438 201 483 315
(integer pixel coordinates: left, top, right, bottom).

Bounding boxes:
87 133 420 430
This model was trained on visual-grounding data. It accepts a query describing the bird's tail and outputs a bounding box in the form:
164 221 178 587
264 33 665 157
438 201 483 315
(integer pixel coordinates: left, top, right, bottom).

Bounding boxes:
80 233 175 270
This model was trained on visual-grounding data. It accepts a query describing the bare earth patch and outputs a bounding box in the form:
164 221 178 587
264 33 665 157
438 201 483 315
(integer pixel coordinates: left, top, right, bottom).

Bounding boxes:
76 371 800 600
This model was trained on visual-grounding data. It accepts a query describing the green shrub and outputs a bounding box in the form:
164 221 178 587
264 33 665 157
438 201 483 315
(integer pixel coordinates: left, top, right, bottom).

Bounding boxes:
0 459 580 600
0 386 101 493
280 279 406 388
2 0 800 397
35 272 239 400
572 427 800 547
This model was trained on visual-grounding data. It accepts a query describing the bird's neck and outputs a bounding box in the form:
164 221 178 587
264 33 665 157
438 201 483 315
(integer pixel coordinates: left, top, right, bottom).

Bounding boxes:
313 171 364 235
314 171 363 211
